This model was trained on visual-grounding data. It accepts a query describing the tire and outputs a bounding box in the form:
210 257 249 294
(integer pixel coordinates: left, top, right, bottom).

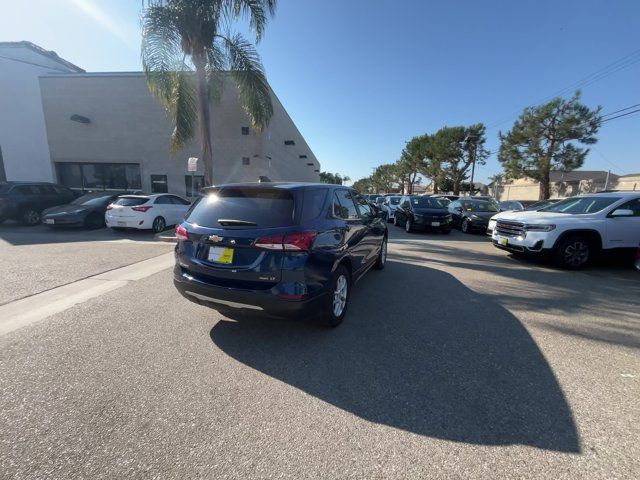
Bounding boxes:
152 216 166 233
373 237 387 270
22 209 41 226
441 227 452 235
323 265 350 327
555 235 592 269
111 227 126 232
461 218 472 234
405 218 413 233
84 213 104 229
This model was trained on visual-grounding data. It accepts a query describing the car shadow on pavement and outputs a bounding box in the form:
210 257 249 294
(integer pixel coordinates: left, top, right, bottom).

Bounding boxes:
209 259 580 453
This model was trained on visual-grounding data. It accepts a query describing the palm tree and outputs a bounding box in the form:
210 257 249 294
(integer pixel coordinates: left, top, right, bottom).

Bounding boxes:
141 0 276 185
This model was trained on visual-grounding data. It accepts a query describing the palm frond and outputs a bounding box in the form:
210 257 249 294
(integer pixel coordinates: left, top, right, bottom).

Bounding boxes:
170 72 198 152
218 32 273 129
225 0 277 41
206 42 226 103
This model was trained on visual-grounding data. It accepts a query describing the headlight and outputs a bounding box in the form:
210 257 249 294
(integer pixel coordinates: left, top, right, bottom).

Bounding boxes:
524 224 556 232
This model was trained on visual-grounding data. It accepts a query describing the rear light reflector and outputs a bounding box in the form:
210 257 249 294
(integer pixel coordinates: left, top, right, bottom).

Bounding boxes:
175 224 189 241
254 231 316 251
277 293 308 301
132 206 152 212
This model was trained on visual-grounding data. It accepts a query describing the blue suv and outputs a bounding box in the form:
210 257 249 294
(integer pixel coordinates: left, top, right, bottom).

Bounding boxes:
173 183 388 326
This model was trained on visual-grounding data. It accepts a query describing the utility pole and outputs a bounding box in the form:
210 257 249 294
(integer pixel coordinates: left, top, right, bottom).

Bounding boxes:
604 170 610 191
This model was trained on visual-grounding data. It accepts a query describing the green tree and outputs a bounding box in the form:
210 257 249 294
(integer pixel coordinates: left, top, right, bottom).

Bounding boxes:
431 124 488 195
498 91 601 199
319 172 349 185
396 135 430 194
141 0 276 186
370 163 399 193
352 177 373 194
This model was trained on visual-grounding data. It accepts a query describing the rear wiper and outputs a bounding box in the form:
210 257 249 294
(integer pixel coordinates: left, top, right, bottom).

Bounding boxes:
217 219 258 227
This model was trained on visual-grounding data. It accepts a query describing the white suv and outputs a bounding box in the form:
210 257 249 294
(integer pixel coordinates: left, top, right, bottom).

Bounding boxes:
488 192 640 268
382 196 402 222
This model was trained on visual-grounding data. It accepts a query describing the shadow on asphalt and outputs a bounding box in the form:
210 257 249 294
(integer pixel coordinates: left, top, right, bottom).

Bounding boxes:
209 259 580 453
0 222 160 246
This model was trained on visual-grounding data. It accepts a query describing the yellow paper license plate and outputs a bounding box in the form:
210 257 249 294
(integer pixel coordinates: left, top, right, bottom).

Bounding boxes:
500 237 508 246
208 246 234 264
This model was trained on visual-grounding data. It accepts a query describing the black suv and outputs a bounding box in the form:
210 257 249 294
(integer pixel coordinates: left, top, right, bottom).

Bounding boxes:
0 182 75 225
173 183 388 327
393 195 452 233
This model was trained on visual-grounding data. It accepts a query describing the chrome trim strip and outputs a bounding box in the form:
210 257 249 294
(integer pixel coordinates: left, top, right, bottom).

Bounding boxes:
185 290 264 311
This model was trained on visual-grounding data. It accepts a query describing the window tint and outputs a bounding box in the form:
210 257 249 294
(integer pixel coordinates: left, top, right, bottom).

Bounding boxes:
411 197 446 209
186 188 295 228
616 198 640 216
151 174 168 193
16 185 37 195
169 195 191 205
155 196 172 204
301 188 328 222
113 197 149 206
334 190 359 220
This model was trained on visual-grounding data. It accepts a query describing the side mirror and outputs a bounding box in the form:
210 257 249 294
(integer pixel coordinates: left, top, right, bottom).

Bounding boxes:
611 208 634 217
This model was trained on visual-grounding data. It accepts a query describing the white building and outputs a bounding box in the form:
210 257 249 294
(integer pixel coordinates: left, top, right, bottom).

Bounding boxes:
0 41 320 195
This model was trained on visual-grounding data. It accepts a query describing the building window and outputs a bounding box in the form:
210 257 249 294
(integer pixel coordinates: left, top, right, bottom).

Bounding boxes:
284 140 295 146
151 174 168 193
307 163 314 166
185 175 205 197
242 157 250 166
241 126 250 135
299 155 307 159
55 162 141 192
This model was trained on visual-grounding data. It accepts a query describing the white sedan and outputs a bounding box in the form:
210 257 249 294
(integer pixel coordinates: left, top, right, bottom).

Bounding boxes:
105 194 191 233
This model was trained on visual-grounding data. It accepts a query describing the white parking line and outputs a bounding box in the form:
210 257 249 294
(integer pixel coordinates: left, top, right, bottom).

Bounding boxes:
0 252 175 336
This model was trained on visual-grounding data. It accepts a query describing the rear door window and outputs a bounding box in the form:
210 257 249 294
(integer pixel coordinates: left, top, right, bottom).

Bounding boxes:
301 188 328 222
114 197 149 206
186 187 295 228
333 190 359 220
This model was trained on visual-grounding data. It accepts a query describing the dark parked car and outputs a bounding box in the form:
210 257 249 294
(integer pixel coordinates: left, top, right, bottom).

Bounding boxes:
448 199 499 233
173 183 388 327
0 181 75 225
42 192 127 229
393 195 452 233
498 200 537 212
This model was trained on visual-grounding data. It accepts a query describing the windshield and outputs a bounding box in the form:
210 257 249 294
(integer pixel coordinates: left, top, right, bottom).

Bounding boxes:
186 187 295 228
542 196 621 214
525 199 557 211
411 197 446 209
464 201 499 212
390 197 401 205
71 194 115 206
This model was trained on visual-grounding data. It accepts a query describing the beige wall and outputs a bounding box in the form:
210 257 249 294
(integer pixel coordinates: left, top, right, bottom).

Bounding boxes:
493 177 613 201
39 73 319 196
614 176 639 191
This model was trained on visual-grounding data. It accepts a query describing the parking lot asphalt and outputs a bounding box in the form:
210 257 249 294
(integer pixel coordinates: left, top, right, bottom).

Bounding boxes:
0 225 638 479
0 223 174 305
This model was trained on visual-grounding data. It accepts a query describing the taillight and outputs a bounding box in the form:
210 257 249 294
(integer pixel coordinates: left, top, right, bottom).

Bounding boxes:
255 231 316 251
132 205 152 212
106 205 113 210
175 224 188 241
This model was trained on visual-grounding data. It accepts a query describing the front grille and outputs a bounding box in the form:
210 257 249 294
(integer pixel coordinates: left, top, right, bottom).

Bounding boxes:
495 220 525 237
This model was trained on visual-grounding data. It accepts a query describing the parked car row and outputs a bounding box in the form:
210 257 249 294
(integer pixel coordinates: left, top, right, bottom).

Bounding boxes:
0 180 192 233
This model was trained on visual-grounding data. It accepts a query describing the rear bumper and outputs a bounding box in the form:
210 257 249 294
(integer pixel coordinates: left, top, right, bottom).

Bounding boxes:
105 216 149 229
173 265 327 319
42 215 85 227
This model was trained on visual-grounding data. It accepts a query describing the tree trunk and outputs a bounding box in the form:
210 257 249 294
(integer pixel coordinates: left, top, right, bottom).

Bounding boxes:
453 178 461 195
432 178 439 194
540 168 551 200
194 56 213 186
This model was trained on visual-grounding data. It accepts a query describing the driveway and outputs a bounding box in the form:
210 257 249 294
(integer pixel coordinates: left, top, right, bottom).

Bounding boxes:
0 227 638 479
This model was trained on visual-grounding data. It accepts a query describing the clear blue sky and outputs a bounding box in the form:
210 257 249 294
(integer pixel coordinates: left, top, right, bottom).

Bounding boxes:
3 0 639 183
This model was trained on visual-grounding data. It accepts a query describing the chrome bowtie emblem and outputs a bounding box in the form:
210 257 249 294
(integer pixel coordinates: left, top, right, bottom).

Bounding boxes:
208 235 223 243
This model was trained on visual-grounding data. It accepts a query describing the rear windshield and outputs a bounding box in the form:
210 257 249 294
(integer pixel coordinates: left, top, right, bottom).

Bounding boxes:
390 197 401 205
113 197 149 206
186 187 295 228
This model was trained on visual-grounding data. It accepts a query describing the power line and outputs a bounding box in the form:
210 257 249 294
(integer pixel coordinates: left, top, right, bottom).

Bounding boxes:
600 108 640 123
0 54 70 73
600 103 640 118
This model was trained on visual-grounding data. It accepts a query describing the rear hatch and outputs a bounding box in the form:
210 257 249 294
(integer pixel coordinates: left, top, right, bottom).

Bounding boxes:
178 186 306 289
108 196 150 218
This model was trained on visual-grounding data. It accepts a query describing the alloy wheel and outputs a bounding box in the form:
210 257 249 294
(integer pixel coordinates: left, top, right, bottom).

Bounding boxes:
462 219 469 233
564 241 589 267
23 210 40 225
153 217 166 233
333 274 348 317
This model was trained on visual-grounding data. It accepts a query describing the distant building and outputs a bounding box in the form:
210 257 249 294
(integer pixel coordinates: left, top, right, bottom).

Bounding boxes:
492 170 621 201
614 173 640 191
0 41 320 196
